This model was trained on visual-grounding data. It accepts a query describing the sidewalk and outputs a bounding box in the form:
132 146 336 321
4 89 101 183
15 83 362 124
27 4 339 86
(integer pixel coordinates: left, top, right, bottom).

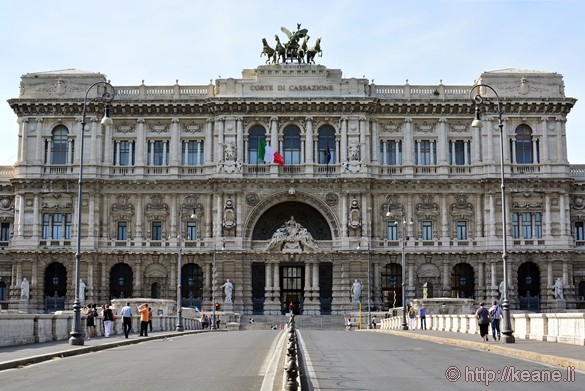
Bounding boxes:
373 328 585 371
0 330 204 371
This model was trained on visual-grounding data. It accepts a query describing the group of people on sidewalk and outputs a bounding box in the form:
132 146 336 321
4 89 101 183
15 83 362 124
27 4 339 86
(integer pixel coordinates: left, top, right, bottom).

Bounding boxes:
83 302 153 340
407 304 427 330
475 300 503 342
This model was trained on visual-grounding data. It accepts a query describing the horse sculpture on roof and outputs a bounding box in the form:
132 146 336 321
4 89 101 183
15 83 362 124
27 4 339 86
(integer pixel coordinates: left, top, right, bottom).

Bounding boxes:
261 38 276 64
306 37 322 64
260 24 322 65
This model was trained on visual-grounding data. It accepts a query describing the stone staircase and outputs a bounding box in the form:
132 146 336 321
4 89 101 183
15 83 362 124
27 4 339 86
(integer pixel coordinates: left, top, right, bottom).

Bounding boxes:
241 314 348 331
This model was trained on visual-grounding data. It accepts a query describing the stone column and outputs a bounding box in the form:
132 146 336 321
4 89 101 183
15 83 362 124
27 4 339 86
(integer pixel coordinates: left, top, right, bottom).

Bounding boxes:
170 117 180 166
135 118 145 166
305 116 313 166
340 117 348 162
35 118 44 165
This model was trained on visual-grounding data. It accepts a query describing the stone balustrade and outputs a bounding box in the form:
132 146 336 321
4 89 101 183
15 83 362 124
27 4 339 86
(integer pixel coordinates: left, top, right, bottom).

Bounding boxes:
0 312 202 347
379 312 585 346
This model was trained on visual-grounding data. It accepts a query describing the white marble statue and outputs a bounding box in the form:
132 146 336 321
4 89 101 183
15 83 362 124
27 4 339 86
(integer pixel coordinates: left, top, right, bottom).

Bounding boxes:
554 277 564 300
351 279 362 303
20 278 30 300
221 279 234 303
79 279 86 302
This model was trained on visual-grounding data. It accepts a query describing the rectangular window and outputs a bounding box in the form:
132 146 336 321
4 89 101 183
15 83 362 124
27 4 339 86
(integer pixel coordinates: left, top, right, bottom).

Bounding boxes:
182 140 204 166
512 213 520 239
151 221 162 240
117 141 131 166
521 212 532 238
380 140 402 165
422 221 433 240
187 221 197 240
387 221 397 240
149 141 168 166
416 141 435 165
450 140 470 165
456 221 467 240
513 212 542 239
0 222 10 241
117 221 128 240
576 222 584 241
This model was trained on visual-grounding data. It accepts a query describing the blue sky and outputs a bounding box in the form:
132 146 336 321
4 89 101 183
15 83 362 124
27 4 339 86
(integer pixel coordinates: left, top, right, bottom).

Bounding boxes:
1 0 584 165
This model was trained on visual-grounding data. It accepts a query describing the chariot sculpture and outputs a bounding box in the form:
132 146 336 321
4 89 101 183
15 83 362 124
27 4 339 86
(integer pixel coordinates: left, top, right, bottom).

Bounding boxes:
261 23 323 65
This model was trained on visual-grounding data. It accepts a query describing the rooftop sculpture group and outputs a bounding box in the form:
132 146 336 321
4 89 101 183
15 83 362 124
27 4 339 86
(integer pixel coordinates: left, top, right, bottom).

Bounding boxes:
261 24 322 65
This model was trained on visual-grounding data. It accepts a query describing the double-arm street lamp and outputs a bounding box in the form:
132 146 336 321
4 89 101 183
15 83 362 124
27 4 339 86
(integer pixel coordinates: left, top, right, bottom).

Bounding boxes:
176 197 197 332
387 208 411 331
69 81 115 345
470 84 515 343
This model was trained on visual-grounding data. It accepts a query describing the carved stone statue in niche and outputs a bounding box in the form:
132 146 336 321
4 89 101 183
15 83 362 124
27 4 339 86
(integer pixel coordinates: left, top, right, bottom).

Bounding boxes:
341 140 365 174
217 141 242 174
348 198 361 230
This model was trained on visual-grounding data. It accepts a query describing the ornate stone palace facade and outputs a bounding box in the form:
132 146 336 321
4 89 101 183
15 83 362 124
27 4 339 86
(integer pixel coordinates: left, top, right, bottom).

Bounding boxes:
1 62 584 315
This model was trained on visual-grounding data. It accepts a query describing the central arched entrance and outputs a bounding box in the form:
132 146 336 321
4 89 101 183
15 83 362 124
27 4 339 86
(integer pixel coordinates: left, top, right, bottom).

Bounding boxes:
251 201 333 315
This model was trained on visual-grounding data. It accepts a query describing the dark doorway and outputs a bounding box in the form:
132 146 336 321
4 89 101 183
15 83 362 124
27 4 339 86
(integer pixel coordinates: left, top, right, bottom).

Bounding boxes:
182 263 203 309
44 262 67 313
110 263 133 299
252 262 266 315
281 265 304 315
319 262 333 314
517 262 540 311
451 263 474 299
382 263 402 310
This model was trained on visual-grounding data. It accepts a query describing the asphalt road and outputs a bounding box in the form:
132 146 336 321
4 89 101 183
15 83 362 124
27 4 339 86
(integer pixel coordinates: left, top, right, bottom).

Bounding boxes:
298 330 584 391
0 331 284 391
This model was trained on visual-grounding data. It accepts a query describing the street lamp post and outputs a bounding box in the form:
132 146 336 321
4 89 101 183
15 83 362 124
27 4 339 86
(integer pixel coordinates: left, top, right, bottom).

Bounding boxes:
470 84 515 343
357 235 372 329
69 81 115 346
211 244 217 330
176 198 197 332
387 208 410 330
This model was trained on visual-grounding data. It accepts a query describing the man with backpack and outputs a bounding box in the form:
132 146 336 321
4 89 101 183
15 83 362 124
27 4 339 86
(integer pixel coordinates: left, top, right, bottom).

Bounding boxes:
489 300 502 341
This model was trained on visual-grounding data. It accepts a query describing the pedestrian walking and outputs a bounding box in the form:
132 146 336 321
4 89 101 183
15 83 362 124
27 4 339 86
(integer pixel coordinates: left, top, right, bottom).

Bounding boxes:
120 301 133 338
476 301 490 342
137 303 149 337
83 304 97 340
419 304 427 330
408 306 416 330
102 304 114 338
489 300 502 341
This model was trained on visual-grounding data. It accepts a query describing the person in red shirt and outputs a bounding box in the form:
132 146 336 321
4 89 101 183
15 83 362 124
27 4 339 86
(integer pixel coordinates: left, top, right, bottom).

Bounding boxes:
137 303 149 337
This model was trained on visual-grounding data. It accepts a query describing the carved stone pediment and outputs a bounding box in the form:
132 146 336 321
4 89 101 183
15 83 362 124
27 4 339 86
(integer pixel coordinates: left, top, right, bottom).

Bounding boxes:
511 192 543 209
265 216 320 253
41 193 73 210
111 194 135 220
145 194 169 220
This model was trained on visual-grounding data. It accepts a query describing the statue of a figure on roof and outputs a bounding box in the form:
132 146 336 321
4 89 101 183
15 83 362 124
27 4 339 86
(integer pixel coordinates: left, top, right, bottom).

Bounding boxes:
281 23 308 63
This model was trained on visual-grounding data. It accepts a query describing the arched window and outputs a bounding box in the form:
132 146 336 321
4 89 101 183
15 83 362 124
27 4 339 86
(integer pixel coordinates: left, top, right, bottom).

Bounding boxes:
317 125 336 164
51 126 69 164
381 263 402 310
514 125 534 164
451 263 474 298
283 125 301 164
248 125 266 164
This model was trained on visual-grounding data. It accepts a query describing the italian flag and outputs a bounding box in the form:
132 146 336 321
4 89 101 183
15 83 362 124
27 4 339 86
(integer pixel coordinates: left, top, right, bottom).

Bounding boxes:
258 139 284 166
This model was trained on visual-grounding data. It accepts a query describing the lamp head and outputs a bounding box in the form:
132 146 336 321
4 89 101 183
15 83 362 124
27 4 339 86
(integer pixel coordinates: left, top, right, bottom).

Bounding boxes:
100 104 113 126
471 106 483 128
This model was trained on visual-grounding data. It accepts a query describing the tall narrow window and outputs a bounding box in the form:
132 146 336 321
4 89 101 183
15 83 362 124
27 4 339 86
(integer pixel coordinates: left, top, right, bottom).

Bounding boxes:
317 126 336 164
456 221 467 240
575 222 584 241
117 221 128 240
387 221 398 240
64 213 72 240
0 222 10 242
42 214 50 239
52 126 69 164
283 125 301 164
422 221 433 240
248 126 266 164
187 221 197 240
151 221 162 240
52 214 63 239
115 140 134 166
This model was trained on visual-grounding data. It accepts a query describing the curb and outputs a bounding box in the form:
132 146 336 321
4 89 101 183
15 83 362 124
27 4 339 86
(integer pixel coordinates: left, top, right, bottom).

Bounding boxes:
372 329 585 372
